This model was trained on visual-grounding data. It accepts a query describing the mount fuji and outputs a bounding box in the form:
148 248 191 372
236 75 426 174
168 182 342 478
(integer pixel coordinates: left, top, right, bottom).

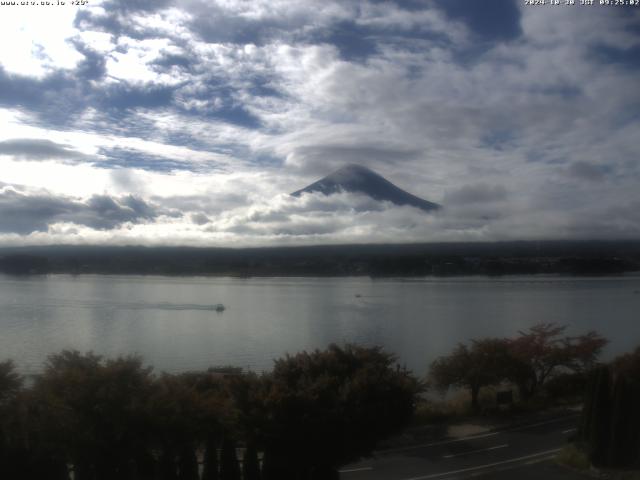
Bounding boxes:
291 164 440 212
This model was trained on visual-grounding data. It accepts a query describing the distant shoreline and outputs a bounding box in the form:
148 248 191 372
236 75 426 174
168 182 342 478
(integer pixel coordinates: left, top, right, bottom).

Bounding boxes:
2 272 640 280
1 240 639 277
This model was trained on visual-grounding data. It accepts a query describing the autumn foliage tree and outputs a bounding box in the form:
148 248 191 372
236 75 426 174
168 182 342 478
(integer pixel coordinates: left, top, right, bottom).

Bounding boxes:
429 323 608 408
429 338 511 410
506 323 607 400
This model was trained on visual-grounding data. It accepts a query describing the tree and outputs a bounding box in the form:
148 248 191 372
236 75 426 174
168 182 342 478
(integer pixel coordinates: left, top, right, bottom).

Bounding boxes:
0 346 422 479
0 362 30 480
580 365 612 466
202 435 219 480
429 338 511 410
219 435 241 480
177 445 199 480
242 442 261 480
607 372 640 467
222 371 268 479
29 351 103 479
579 348 640 469
150 372 222 480
261 344 421 478
0 359 22 461
611 346 640 380
32 351 156 479
507 323 607 400
609 347 640 467
0 360 22 405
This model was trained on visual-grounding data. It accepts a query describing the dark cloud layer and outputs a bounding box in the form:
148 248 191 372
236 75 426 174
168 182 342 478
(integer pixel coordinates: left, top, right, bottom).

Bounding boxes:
0 139 89 162
290 145 424 176
567 162 610 183
444 184 509 206
0 190 158 234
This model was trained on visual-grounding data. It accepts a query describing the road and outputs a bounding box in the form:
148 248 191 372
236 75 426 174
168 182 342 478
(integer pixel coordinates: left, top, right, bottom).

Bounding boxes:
340 415 588 480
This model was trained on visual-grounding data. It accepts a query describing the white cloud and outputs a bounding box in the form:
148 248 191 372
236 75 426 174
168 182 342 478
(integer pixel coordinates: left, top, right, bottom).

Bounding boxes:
0 1 638 245
106 37 187 84
0 5 82 77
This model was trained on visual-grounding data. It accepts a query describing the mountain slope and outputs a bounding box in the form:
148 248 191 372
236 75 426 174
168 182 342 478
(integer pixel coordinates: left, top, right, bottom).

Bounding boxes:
291 164 441 212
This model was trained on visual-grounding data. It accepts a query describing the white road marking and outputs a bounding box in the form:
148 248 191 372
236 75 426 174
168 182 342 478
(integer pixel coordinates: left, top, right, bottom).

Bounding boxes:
468 455 556 478
442 444 508 459
339 466 373 473
506 415 579 433
377 432 501 454
524 455 556 465
400 448 562 480
562 428 577 434
377 415 578 455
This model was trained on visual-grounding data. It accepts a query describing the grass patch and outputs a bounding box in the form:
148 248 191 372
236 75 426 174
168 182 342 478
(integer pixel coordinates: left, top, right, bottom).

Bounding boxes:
555 444 590 471
411 383 584 429
412 392 475 425
613 472 640 480
616 471 640 480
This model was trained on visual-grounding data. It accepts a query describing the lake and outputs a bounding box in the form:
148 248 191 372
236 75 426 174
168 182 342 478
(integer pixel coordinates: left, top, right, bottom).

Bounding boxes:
1 274 639 376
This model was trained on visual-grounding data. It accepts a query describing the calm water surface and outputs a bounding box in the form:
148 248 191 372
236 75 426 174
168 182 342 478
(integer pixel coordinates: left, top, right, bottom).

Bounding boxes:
1 274 639 375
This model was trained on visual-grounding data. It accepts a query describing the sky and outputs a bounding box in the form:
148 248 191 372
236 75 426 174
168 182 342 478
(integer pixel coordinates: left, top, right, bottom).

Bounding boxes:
0 0 639 247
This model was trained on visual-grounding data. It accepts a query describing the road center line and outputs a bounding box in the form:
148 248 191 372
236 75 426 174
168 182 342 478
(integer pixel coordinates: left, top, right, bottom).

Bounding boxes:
525 455 557 465
442 444 508 459
377 415 578 454
339 466 373 473
399 447 562 480
377 432 501 454
505 415 580 433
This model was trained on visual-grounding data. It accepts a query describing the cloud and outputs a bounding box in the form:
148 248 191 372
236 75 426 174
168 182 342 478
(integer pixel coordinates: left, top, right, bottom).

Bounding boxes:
0 0 638 246
110 168 145 193
71 39 108 81
0 139 91 162
190 212 211 225
0 188 159 234
287 144 424 176
103 0 175 13
97 147 198 172
434 0 522 42
444 184 509 206
566 161 609 183
2 185 640 247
